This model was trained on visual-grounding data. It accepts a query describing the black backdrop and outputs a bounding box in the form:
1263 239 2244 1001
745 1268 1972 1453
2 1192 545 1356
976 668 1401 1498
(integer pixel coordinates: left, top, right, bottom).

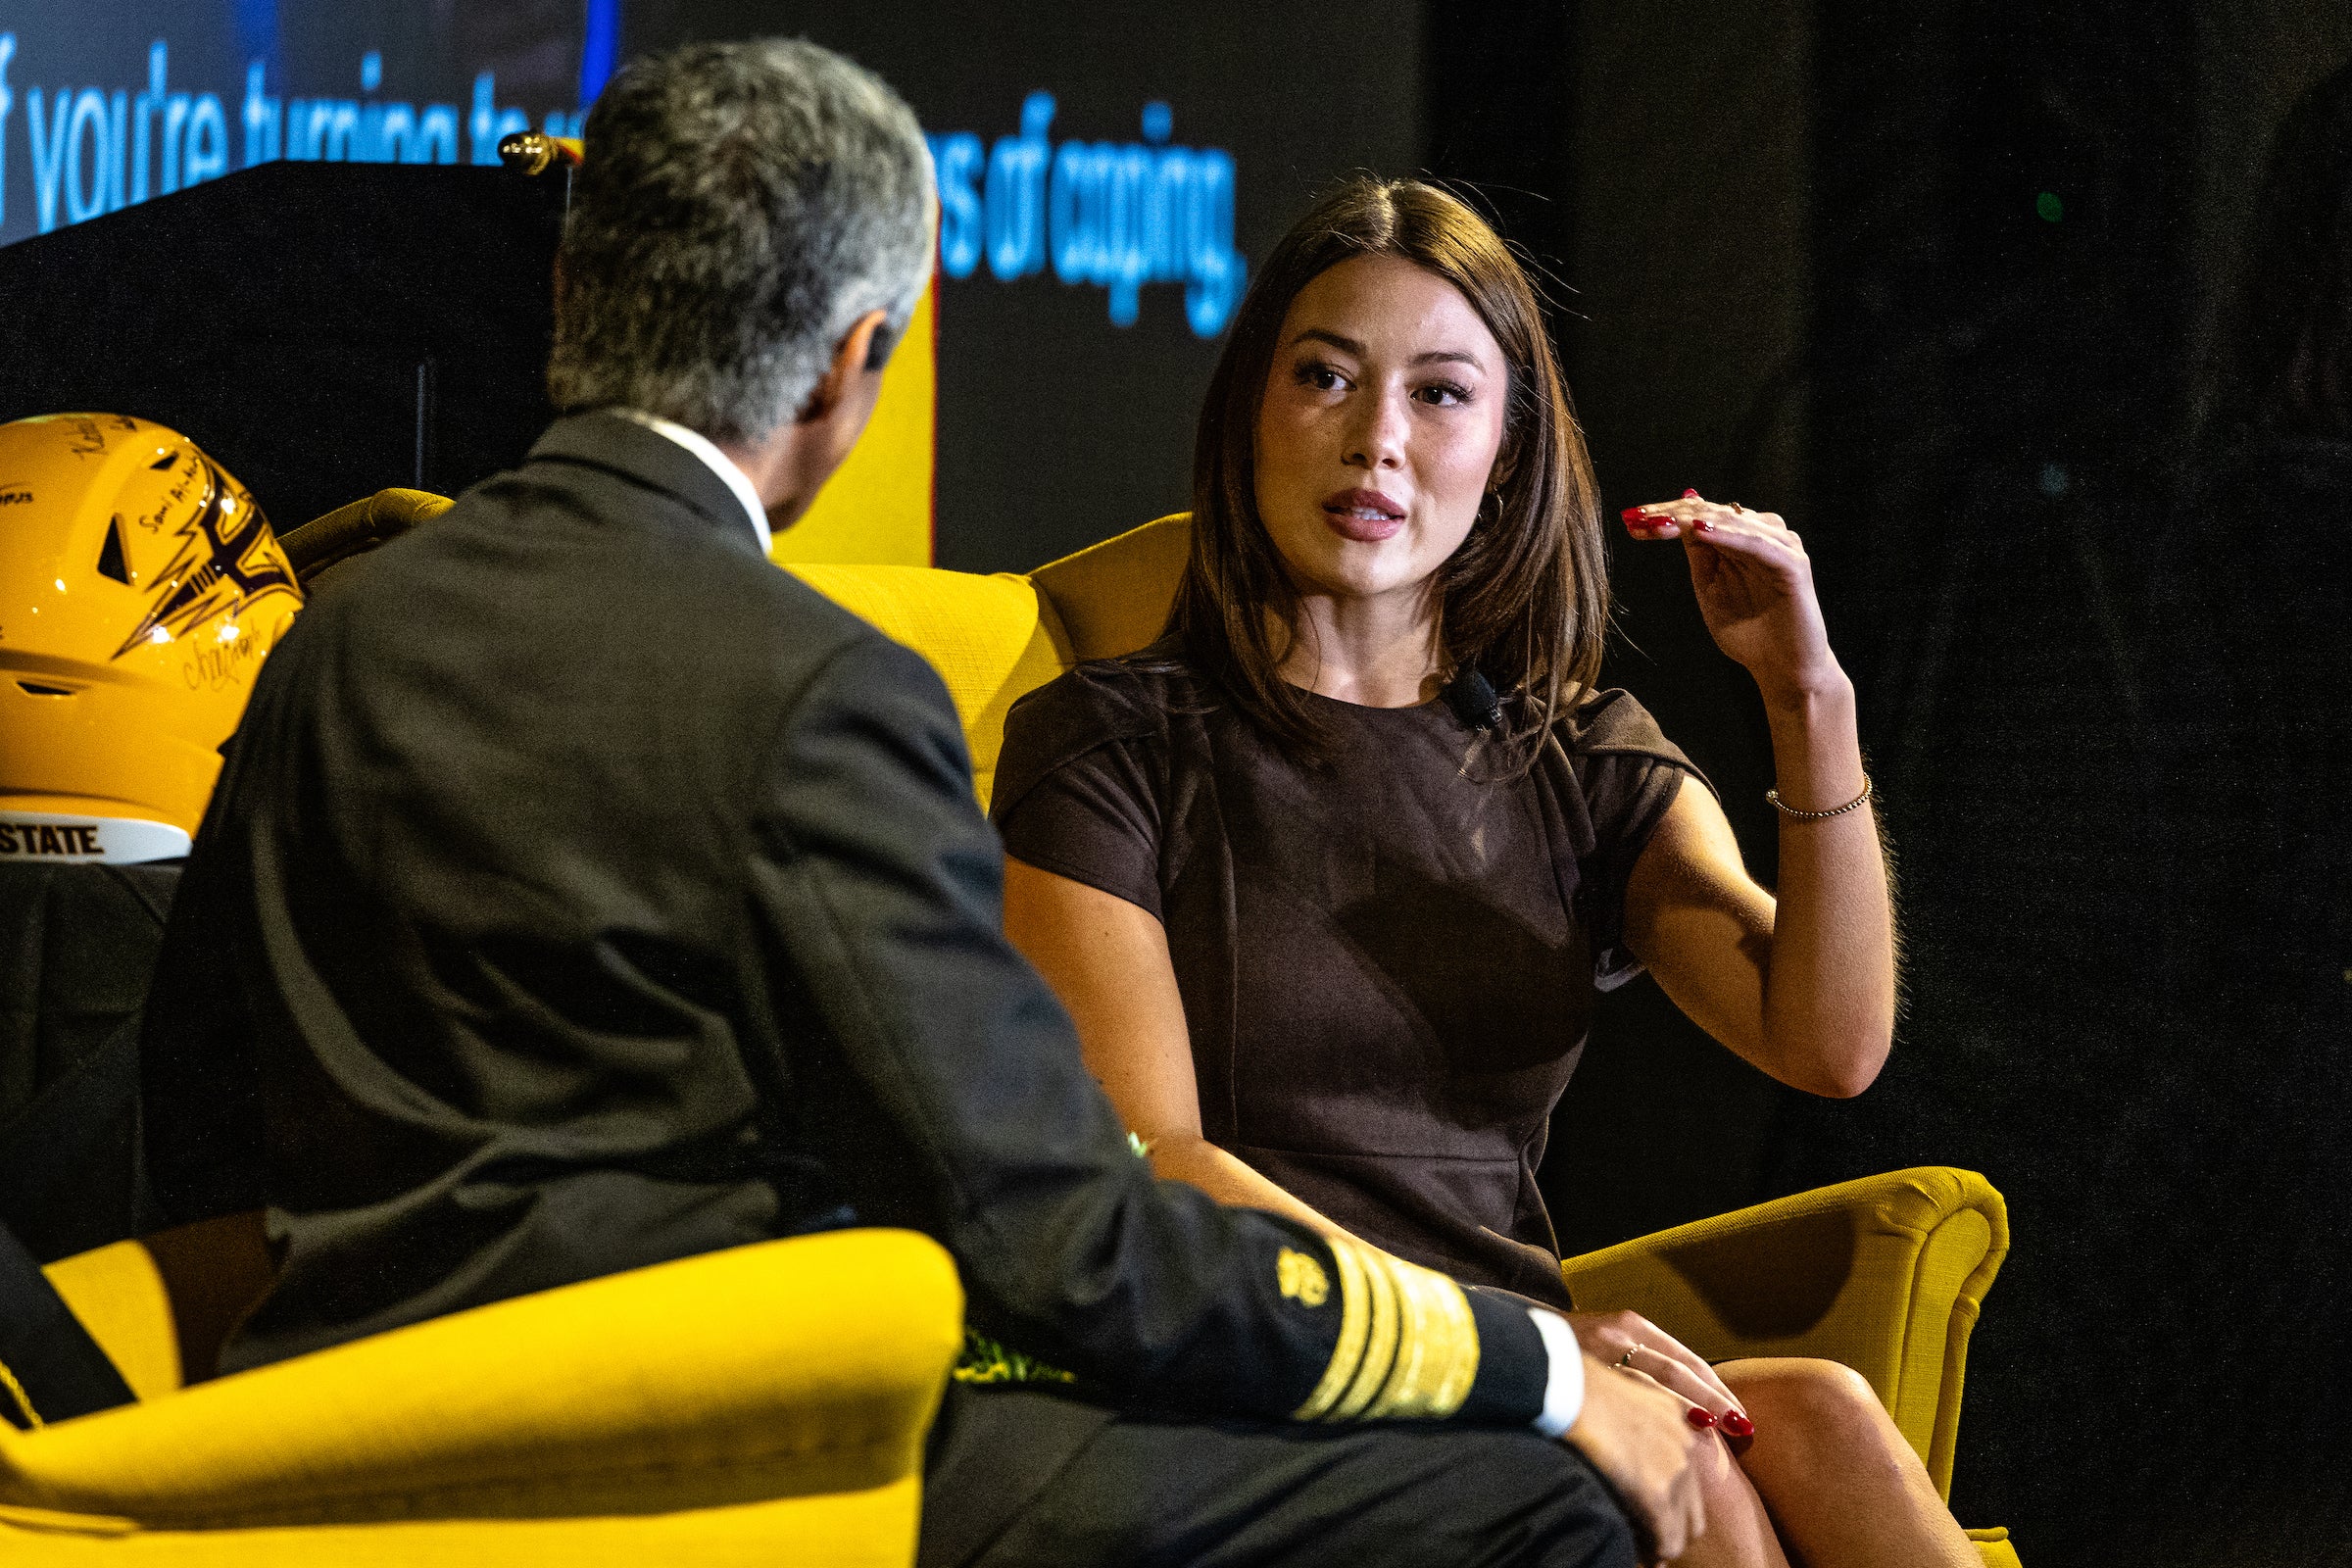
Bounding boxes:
1787 3 2205 1556
1486 4 2352 1564
0 165 564 532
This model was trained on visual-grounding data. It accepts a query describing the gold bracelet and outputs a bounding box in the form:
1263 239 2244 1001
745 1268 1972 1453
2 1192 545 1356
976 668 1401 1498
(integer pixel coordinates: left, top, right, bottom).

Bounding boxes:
1766 774 1872 820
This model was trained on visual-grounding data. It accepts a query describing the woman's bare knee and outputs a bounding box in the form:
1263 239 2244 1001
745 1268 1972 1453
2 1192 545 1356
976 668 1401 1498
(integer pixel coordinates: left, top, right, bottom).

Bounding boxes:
1726 1358 1879 1420
1714 1360 1978 1563
1723 1357 1918 1478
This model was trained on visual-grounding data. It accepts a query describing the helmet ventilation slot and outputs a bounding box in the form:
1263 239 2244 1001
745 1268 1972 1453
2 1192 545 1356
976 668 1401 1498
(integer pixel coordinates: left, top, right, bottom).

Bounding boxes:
15 681 77 697
96 515 131 584
149 452 178 470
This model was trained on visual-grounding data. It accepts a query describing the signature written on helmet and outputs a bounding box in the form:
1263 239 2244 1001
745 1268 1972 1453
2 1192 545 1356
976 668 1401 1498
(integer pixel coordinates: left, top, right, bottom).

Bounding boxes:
185 622 268 691
0 415 276 865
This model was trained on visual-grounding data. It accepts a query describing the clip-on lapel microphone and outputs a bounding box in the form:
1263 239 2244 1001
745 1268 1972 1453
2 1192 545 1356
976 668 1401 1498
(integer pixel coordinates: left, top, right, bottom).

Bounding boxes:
1442 666 1504 733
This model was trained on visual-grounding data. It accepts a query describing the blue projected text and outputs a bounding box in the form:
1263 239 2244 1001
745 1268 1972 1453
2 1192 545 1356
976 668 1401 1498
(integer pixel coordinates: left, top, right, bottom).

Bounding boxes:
0 33 578 237
930 93 1244 338
0 35 1245 339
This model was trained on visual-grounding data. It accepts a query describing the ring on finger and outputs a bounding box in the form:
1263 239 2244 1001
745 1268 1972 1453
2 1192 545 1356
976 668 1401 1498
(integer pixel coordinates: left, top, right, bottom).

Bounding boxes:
1616 1346 1641 1368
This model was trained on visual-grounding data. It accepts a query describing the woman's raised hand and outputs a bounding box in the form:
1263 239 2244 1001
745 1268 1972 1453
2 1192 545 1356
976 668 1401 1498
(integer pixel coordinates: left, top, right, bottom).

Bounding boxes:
1622 491 1844 708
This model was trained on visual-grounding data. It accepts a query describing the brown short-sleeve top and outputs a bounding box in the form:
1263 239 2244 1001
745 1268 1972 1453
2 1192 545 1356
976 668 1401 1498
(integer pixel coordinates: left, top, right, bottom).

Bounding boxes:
992 654 1704 1305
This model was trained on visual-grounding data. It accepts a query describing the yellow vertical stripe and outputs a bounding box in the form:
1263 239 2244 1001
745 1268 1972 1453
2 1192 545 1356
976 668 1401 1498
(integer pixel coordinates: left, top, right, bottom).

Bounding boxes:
1365 1251 1481 1419
770 275 937 566
1331 1238 1401 1421
1290 1236 1481 1425
1290 1236 1370 1421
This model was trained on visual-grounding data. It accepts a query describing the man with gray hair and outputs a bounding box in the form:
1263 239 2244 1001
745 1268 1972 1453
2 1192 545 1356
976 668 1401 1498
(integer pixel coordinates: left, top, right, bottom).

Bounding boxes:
142 38 1702 1566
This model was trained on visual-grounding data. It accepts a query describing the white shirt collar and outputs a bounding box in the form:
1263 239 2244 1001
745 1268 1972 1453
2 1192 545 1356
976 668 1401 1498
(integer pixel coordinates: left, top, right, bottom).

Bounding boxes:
611 409 772 555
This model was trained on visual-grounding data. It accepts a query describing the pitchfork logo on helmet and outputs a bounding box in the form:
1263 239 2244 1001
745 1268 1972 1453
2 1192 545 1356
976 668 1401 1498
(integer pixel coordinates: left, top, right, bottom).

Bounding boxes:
112 447 297 661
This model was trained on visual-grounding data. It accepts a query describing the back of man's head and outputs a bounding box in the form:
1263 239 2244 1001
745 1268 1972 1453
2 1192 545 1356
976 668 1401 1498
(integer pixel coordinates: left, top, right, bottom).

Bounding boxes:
547 39 932 447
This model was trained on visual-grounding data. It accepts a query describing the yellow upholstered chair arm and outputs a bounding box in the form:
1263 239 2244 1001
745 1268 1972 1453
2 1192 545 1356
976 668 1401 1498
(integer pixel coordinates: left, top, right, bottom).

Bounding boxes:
2 1228 961 1531
40 1243 181 1403
1559 1166 2007 1499
1026 513 1191 663
788 564 1071 810
40 1210 280 1403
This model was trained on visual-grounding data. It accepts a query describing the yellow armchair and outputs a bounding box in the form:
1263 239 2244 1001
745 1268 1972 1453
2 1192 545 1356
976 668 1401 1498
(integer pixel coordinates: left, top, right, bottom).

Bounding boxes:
4 1228 960 1565
1561 1166 2006 1499
4 512 2016 1565
1562 1169 2018 1567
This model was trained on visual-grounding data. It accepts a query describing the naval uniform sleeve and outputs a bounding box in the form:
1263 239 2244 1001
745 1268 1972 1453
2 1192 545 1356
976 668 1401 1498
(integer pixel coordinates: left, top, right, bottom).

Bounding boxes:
745 632 1550 1426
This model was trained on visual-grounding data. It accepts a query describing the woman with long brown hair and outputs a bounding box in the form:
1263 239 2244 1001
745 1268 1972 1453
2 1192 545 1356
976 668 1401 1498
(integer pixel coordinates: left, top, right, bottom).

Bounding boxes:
993 177 1976 1565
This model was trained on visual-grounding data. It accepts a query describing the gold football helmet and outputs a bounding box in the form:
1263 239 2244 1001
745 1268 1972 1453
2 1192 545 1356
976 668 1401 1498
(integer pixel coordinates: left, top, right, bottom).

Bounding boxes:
0 414 302 863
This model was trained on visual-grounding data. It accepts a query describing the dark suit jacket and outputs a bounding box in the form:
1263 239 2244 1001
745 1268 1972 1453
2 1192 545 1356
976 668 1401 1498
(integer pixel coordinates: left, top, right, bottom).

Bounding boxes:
140 412 1545 1422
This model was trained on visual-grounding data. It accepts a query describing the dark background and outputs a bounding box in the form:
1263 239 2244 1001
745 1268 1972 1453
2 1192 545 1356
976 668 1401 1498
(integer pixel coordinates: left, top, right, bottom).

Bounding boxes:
8 2 2352 1562
1474 4 2352 1565
0 164 565 532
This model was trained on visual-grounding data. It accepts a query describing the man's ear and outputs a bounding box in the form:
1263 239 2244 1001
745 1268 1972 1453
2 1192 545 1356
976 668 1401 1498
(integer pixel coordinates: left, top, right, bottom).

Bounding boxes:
798 310 890 424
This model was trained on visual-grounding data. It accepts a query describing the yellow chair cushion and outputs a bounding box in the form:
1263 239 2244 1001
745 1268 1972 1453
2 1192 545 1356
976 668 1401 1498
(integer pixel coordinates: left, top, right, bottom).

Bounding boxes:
1967 1526 2021 1567
786 565 1072 809
39 1245 179 1404
1 1229 959 1533
0 1478 922 1567
1026 514 1192 663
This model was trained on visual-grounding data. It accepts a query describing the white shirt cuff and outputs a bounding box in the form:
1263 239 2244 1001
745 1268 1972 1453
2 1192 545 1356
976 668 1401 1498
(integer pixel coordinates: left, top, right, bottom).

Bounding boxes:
1527 1308 1585 1439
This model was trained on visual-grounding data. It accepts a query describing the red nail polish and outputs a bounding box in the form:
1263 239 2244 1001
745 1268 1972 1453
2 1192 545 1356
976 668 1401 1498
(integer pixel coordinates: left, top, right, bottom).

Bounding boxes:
1720 1411 1755 1439
1619 506 1650 523
1686 1407 1718 1430
1682 487 1701 499
1691 517 1715 533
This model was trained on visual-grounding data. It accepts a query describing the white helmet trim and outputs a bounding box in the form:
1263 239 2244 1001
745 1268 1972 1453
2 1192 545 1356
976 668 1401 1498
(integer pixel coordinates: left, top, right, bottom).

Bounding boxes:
0 810 191 865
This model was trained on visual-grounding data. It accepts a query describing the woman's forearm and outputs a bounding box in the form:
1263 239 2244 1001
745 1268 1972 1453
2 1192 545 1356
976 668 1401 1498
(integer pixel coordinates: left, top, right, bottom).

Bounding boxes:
1759 674 1895 1097
1146 1132 1358 1243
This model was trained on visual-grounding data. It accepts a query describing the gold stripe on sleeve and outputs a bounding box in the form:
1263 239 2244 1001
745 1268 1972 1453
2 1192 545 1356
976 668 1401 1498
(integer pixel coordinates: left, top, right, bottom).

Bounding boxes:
1290 1234 1372 1421
1330 1236 1402 1420
1289 1236 1481 1425
1364 1250 1481 1420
